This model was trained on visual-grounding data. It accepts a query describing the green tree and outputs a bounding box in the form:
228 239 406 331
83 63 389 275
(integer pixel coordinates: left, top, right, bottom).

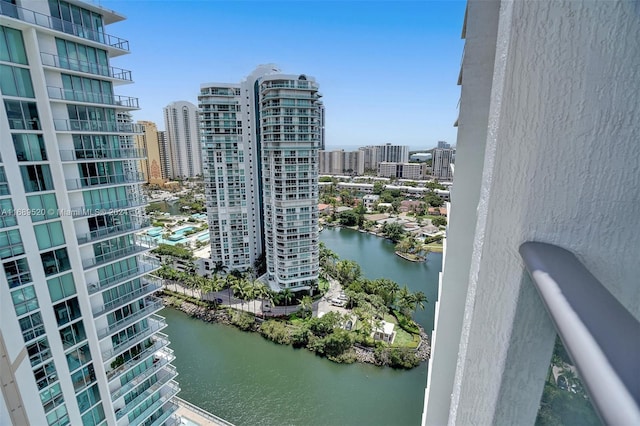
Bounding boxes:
338 210 359 226
373 181 385 195
382 222 405 242
281 288 293 315
432 216 447 227
300 295 313 318
335 260 362 287
412 291 428 312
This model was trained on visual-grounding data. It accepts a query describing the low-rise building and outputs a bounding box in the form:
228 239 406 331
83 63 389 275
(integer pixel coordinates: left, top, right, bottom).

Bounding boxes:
372 321 396 344
378 162 428 179
363 195 380 212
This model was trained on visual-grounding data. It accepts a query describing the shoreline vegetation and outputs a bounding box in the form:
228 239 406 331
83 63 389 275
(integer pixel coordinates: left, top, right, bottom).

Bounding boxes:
160 290 431 369
154 241 432 369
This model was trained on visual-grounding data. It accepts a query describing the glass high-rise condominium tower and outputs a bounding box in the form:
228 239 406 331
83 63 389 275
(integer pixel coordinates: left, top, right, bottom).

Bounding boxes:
0 1 178 425
200 65 322 291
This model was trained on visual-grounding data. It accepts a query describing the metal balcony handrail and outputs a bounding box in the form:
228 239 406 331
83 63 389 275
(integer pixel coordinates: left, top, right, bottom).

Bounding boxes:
47 86 139 108
0 2 129 50
40 52 132 81
519 242 640 425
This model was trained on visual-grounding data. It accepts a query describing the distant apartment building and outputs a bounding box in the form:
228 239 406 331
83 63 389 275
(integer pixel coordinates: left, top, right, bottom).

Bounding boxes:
359 143 409 171
157 130 171 181
319 149 364 175
199 65 322 291
378 162 428 179
437 140 451 149
359 145 379 171
163 101 201 179
432 148 454 180
135 120 166 185
0 1 178 425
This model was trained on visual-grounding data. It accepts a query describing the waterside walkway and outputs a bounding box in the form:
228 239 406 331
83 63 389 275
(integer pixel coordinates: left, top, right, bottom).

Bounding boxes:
174 397 235 426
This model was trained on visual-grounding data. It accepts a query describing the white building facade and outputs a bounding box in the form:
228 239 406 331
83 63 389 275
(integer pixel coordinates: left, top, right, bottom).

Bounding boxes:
200 65 321 290
319 149 364 175
163 101 200 179
0 1 179 425
431 148 453 180
423 1 640 425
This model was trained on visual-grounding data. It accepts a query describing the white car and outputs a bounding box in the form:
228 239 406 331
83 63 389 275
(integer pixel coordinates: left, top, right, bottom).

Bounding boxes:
331 298 346 307
337 294 348 301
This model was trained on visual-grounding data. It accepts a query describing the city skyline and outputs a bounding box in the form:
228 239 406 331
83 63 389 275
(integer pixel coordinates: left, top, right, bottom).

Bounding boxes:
97 0 466 149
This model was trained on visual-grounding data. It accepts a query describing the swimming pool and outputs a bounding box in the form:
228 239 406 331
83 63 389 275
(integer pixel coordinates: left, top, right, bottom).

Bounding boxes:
196 231 210 242
172 226 195 236
146 227 164 237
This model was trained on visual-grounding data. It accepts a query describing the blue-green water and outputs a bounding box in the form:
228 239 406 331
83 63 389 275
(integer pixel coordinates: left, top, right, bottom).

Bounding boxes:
164 227 442 426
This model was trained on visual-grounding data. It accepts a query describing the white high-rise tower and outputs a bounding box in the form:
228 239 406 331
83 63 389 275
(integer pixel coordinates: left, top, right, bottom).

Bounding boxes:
0 1 179 425
163 101 200 179
200 65 322 291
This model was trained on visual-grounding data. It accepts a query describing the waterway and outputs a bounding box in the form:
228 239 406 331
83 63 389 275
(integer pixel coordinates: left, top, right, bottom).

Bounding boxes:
163 227 442 426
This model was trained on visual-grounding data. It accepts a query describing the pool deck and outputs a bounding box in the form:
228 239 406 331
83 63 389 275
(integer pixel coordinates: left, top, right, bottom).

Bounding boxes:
174 397 234 426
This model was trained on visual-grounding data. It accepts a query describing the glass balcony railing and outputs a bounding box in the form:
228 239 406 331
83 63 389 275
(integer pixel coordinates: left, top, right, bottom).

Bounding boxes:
59 147 146 162
88 256 161 294
115 373 179 421
66 172 145 191
106 334 170 381
47 86 139 109
148 402 179 426
82 236 157 270
102 314 166 361
92 277 162 318
69 197 147 219
0 2 129 51
97 297 164 340
53 118 143 134
77 218 151 245
121 382 180 426
110 349 175 401
40 52 132 81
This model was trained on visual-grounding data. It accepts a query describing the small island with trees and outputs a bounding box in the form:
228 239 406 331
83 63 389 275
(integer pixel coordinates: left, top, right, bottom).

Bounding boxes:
155 242 430 369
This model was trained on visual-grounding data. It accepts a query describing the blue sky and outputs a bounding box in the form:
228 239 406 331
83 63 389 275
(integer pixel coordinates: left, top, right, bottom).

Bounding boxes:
99 0 466 150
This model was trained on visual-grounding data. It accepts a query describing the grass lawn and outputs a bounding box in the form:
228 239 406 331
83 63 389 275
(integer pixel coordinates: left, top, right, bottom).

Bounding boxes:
383 314 419 348
392 328 421 348
424 242 444 253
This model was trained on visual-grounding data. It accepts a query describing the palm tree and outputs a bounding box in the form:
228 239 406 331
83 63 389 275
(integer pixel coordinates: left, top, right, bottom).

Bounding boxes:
231 279 248 312
300 295 313 318
252 283 270 317
412 291 428 312
281 288 293 315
